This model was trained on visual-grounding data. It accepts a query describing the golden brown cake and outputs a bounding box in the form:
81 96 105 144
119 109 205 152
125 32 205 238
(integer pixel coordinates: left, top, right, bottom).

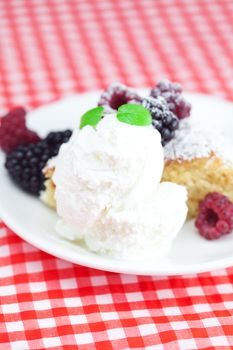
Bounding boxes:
162 120 233 219
162 155 233 219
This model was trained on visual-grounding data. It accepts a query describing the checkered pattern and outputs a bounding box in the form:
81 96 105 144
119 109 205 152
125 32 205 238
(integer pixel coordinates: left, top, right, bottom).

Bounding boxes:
1 0 233 348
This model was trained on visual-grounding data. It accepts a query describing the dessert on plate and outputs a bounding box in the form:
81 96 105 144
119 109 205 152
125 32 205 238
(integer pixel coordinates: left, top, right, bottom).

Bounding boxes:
1 79 233 252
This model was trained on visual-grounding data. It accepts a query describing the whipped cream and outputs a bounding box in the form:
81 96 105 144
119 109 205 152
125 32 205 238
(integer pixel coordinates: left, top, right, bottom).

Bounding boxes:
53 114 187 260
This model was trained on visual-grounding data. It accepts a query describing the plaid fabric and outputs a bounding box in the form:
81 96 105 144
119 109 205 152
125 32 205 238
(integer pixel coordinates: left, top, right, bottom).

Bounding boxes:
1 0 233 349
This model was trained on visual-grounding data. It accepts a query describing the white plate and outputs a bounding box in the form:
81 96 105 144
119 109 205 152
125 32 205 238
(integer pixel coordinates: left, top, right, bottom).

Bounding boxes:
1 91 233 276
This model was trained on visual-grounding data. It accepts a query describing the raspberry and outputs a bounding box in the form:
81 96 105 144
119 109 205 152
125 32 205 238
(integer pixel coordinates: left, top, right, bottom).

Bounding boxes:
150 80 191 119
142 96 179 145
98 83 143 112
0 107 41 153
195 192 233 240
5 130 72 195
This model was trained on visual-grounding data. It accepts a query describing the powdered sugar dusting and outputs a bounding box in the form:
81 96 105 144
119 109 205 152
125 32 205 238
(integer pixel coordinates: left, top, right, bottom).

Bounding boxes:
164 118 233 164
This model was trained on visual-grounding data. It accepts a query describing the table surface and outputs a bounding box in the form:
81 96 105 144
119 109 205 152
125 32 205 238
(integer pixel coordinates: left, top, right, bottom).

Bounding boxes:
1 1 233 349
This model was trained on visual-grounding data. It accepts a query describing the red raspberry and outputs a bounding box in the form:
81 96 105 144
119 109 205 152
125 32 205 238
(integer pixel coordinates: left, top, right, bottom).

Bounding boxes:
98 83 143 112
195 192 233 240
0 107 41 153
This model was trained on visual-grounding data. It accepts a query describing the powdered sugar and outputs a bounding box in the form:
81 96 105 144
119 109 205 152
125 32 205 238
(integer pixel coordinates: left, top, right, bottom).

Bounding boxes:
164 118 233 164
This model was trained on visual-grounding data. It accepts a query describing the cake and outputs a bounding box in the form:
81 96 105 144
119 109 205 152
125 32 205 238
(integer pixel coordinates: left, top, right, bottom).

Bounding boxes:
162 119 233 219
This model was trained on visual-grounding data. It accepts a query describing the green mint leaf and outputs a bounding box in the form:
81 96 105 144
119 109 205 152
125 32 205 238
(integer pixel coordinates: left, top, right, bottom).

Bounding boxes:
117 104 152 126
80 106 104 129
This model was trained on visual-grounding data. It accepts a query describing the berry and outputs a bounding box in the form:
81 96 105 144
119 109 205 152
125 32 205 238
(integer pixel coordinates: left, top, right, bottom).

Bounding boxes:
5 143 51 195
44 130 72 154
0 107 41 153
98 83 143 112
150 80 191 119
142 96 179 145
195 192 233 240
5 130 72 195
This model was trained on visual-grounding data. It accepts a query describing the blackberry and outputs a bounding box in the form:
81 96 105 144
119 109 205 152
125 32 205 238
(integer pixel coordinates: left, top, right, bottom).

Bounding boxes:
142 96 179 145
5 130 72 195
98 83 143 112
45 130 72 154
150 80 191 119
6 143 50 195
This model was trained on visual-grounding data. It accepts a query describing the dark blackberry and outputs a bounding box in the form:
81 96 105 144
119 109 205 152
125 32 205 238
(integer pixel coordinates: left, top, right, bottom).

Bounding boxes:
45 130 72 154
142 96 179 145
45 130 72 144
5 130 72 195
6 143 50 195
98 83 143 112
150 80 191 119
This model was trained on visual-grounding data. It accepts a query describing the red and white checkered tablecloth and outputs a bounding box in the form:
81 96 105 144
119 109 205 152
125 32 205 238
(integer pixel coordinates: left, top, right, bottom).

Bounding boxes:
1 0 233 349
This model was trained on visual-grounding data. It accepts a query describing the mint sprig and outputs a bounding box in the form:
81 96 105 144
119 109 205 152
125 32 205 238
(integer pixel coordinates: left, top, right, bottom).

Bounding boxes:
117 104 152 126
80 106 104 129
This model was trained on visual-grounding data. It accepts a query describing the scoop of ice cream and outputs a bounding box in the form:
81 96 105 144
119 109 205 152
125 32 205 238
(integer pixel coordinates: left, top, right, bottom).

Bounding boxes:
56 181 187 259
53 113 187 259
53 114 164 232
